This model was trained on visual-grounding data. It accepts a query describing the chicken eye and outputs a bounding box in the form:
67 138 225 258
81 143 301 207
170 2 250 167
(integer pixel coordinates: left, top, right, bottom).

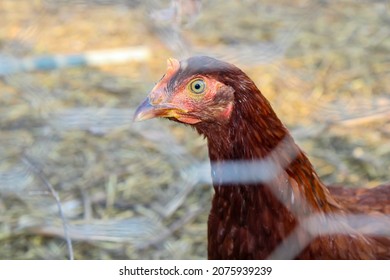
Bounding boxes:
189 79 206 94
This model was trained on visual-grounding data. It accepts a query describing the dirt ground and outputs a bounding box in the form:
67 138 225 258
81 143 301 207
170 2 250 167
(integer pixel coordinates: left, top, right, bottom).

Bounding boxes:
0 0 389 259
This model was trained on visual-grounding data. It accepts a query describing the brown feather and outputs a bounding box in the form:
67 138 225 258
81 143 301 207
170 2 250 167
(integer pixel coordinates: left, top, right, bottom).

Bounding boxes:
134 56 390 259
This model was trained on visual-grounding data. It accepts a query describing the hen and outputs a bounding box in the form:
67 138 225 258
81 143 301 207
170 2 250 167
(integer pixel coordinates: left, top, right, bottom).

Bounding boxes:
134 56 390 259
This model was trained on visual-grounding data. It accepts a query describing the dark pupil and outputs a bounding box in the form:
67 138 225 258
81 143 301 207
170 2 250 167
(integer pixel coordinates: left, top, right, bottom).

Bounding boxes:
194 83 201 90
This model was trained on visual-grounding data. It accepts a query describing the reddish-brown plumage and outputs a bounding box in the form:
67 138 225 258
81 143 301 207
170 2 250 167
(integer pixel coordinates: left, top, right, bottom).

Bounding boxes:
134 56 390 259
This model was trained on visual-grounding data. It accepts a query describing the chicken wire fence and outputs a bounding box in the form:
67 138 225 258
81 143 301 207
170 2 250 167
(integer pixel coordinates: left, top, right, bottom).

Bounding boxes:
0 0 389 259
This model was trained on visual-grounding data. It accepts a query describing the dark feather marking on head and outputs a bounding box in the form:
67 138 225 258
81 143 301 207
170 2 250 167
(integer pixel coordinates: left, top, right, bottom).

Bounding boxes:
167 56 246 93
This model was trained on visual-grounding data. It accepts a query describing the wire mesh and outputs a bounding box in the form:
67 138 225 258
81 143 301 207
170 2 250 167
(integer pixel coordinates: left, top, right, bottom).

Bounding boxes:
0 0 389 259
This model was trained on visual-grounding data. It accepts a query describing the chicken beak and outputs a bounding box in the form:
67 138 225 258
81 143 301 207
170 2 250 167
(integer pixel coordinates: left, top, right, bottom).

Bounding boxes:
134 57 184 122
133 97 182 122
133 98 155 121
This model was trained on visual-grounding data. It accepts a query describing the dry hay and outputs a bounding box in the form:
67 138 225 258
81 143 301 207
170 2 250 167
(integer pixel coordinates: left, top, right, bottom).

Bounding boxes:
0 0 389 259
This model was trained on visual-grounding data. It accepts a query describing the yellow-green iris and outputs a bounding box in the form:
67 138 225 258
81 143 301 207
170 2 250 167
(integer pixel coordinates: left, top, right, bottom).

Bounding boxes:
189 79 206 94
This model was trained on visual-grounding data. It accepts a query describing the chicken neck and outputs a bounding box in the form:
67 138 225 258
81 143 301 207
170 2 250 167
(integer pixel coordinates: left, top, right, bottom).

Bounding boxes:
195 89 342 259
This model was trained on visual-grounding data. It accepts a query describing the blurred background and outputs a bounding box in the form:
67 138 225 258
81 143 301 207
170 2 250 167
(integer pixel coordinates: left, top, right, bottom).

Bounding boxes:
0 0 389 259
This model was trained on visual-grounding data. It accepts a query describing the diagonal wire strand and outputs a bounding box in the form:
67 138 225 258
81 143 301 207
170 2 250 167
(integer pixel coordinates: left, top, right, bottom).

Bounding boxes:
22 155 74 260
